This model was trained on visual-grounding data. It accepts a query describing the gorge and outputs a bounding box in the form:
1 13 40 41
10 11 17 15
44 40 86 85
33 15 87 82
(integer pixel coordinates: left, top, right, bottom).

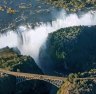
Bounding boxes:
0 10 96 67
0 0 96 94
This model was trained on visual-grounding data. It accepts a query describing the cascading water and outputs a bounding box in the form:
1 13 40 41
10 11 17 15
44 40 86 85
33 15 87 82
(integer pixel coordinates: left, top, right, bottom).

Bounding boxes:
0 10 96 66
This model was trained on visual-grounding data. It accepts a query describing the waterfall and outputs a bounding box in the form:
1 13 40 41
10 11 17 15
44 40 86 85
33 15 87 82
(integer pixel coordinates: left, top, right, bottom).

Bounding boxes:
0 10 96 65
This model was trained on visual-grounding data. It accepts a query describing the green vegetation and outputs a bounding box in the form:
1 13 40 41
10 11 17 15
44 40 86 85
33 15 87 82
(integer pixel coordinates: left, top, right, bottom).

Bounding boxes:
47 27 80 63
0 6 4 11
0 47 52 94
58 78 96 94
58 70 96 94
0 0 32 14
41 25 96 94
7 8 16 14
45 0 96 12
0 6 16 14
0 47 42 73
40 26 96 73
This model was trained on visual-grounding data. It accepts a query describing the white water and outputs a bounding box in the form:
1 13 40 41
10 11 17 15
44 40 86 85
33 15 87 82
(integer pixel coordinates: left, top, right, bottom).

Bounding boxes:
0 10 96 64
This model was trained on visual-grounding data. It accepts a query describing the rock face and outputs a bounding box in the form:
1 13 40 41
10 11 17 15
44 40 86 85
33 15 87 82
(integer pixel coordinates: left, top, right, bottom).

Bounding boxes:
0 47 52 94
0 47 42 74
57 80 96 94
57 71 96 94
39 26 96 74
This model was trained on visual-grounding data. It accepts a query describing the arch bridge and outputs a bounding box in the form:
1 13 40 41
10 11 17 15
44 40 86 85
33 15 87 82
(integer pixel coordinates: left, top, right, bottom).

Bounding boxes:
0 69 65 88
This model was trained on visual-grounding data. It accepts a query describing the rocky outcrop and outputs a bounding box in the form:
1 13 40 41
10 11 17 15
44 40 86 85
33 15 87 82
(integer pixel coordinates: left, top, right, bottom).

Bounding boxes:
57 72 96 94
0 47 52 94
39 26 96 74
0 47 42 74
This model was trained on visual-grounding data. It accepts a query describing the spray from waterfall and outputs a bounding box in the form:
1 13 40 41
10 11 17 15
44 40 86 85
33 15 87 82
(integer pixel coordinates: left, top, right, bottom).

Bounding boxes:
0 10 96 65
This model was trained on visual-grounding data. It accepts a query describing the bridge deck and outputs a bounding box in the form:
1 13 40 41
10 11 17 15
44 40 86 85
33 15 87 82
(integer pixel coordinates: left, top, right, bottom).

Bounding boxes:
0 69 66 81
0 69 96 81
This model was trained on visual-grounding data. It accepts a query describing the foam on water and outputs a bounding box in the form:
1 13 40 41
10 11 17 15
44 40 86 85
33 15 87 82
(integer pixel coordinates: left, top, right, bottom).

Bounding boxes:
0 10 96 64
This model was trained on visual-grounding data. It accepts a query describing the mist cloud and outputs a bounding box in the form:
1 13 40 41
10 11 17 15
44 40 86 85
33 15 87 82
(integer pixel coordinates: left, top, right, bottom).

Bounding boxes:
0 10 96 64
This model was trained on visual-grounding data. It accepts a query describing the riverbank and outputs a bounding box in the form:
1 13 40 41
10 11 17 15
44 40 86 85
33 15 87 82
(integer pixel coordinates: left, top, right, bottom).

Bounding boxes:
44 0 96 13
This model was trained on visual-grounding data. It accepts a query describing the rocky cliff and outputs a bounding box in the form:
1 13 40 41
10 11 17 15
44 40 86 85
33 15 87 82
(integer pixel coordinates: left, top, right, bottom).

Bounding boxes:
0 47 51 94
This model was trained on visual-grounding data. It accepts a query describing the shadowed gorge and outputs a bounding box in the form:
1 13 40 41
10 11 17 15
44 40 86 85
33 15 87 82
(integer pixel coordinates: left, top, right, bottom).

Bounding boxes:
0 0 96 94
0 10 96 64
0 47 54 94
39 26 96 74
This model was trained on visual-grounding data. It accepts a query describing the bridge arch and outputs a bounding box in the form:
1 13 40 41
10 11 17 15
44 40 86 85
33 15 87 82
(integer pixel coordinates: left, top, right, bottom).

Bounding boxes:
16 76 64 88
0 69 65 88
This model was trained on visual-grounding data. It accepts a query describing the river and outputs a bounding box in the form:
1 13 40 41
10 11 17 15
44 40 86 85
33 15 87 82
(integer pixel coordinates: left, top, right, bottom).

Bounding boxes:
0 0 96 72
